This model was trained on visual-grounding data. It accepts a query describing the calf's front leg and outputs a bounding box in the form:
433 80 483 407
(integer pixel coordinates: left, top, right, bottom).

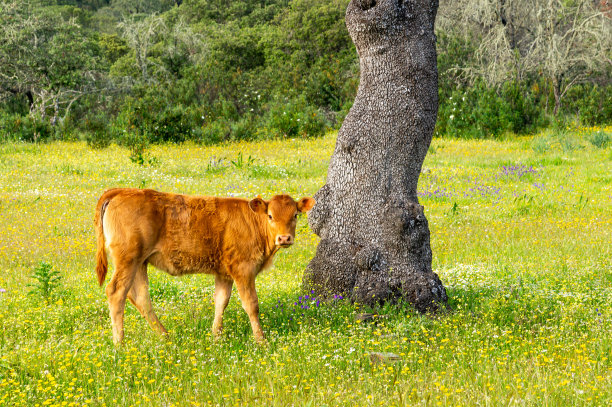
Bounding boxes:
234 273 265 343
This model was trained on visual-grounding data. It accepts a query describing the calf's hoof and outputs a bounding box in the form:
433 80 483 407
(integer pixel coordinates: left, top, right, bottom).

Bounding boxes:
112 331 124 346
254 334 268 346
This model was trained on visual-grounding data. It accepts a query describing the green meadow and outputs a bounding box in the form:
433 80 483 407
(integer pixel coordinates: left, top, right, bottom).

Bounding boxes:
0 127 611 406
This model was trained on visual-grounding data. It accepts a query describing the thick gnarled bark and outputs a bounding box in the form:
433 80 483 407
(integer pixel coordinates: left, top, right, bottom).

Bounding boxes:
303 0 447 312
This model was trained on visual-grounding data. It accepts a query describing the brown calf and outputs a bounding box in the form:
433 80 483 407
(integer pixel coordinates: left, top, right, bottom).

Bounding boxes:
94 188 315 344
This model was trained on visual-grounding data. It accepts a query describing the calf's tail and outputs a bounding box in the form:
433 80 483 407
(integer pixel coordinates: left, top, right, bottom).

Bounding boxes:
94 198 110 286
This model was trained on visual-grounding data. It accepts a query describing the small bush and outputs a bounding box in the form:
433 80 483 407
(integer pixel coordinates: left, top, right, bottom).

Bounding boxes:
299 105 327 137
230 115 256 141
83 113 112 149
436 81 546 139
266 100 301 138
564 84 612 125
148 106 194 144
201 119 229 144
0 113 54 142
264 98 328 139
111 99 160 165
588 130 610 149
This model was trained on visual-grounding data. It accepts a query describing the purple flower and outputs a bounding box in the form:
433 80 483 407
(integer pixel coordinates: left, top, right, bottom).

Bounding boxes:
0 288 6 293
500 165 537 178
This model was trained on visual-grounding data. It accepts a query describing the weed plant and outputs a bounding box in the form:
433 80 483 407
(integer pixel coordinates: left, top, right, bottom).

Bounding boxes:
27 261 62 303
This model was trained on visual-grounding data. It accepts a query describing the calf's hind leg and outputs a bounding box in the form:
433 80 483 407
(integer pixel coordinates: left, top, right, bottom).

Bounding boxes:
212 274 233 338
106 259 139 345
127 263 167 337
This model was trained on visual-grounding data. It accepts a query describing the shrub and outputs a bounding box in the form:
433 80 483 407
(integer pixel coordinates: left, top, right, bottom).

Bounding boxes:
499 81 546 134
436 81 546 139
564 84 612 126
264 98 328 139
299 105 327 137
83 112 112 149
0 113 54 142
112 93 207 145
110 103 156 165
201 119 229 144
230 115 256 141
148 106 193 143
588 130 610 149
265 99 301 138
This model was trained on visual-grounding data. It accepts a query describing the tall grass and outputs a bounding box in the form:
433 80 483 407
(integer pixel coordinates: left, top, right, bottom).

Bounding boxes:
0 127 610 406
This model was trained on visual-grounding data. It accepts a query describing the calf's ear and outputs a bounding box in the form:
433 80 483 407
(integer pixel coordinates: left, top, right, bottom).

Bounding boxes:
297 197 315 212
249 197 268 214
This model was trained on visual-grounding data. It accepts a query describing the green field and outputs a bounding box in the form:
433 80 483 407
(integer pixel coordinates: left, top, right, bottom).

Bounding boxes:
0 128 611 406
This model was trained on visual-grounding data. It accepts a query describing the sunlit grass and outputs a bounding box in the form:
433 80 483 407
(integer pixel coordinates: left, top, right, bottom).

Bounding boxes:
0 127 610 406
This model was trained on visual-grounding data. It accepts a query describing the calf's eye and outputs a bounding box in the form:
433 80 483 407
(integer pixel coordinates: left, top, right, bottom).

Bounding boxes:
268 214 273 220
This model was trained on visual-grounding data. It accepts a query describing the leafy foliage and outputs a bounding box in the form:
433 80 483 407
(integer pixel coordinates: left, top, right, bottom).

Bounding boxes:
588 129 611 149
0 112 54 142
27 261 62 302
0 0 610 145
436 81 547 139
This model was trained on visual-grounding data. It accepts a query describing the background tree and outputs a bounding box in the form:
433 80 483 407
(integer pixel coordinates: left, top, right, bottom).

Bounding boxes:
438 0 612 114
0 0 105 126
303 0 448 311
116 15 167 83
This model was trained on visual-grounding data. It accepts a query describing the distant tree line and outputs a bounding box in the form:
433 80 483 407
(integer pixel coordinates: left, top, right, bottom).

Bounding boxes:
0 0 610 144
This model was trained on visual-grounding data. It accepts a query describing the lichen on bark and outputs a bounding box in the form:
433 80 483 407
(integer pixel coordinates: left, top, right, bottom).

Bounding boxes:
302 0 447 312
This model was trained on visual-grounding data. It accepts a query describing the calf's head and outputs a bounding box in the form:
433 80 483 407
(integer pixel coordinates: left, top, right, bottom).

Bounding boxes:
249 194 315 247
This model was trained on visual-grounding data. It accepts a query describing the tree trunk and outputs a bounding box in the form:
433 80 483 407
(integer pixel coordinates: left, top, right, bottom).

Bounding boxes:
553 75 562 116
303 0 447 312
26 90 34 112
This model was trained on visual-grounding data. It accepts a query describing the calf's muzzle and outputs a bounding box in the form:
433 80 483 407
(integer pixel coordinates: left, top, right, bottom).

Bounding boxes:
275 235 294 246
